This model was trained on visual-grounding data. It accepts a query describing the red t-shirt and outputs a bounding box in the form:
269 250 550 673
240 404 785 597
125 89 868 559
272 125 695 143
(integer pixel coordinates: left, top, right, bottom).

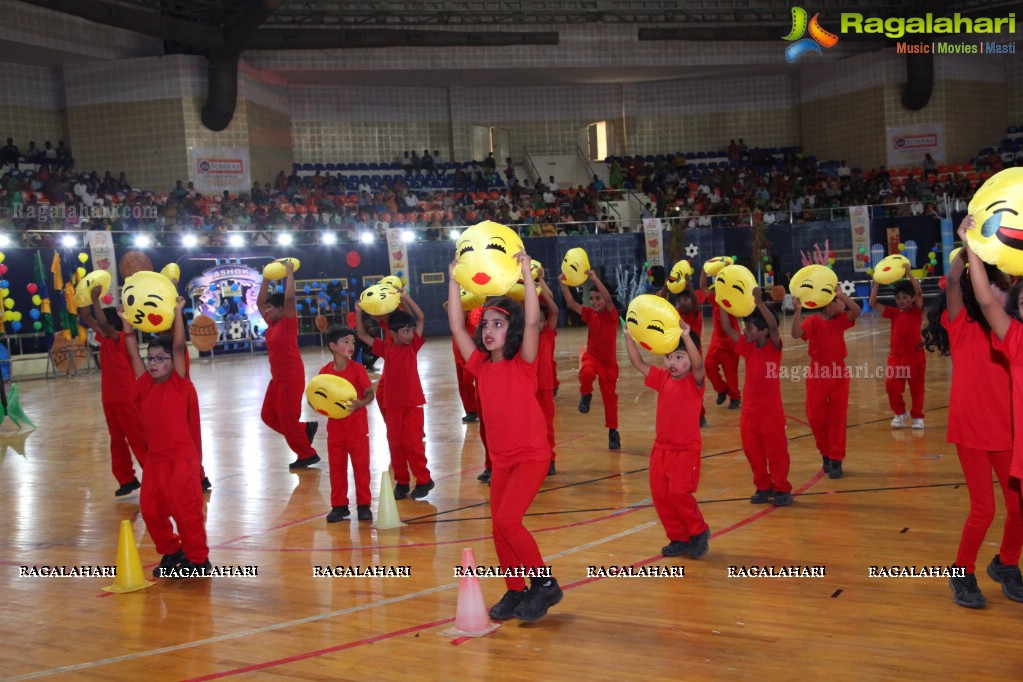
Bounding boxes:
451 317 476 367
942 310 1012 452
136 372 198 462
708 293 739 350
318 359 372 435
265 314 305 380
644 366 704 450
990 319 1022 477
801 313 855 365
372 332 426 409
680 308 703 339
465 350 548 464
98 331 139 403
736 336 783 413
581 305 619 366
537 326 557 391
883 306 924 355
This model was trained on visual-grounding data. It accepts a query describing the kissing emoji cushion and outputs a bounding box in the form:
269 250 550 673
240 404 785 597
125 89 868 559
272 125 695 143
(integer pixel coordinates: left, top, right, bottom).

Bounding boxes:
122 271 178 333
626 294 682 354
712 264 757 317
305 374 358 420
561 248 591 287
790 264 838 309
453 221 525 296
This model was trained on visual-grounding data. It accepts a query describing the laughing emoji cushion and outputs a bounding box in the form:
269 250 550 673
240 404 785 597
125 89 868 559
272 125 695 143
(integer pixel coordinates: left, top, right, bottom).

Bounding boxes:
872 254 910 285
626 294 682 355
561 248 591 287
712 264 757 317
453 221 525 296
74 269 111 307
122 271 177 333
967 167 1023 275
789 264 838 309
359 283 401 316
703 256 734 276
666 259 694 294
305 374 358 420
263 257 301 281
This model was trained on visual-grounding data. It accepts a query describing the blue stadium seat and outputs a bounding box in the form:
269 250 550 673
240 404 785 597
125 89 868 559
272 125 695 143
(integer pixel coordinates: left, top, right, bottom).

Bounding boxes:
313 163 325 172
301 163 314 171
325 163 337 172
292 163 302 172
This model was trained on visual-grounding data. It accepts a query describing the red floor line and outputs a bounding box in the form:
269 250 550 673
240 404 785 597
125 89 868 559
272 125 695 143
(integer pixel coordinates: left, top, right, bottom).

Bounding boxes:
185 471 825 679
785 413 811 427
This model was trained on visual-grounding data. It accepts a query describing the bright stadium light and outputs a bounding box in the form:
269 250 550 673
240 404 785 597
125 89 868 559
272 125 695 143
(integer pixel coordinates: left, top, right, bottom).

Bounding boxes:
229 233 244 247
448 229 460 240
0 234 10 248
321 231 337 245
401 230 415 243
360 231 375 244
134 234 151 248
278 233 293 246
62 235 77 248
182 234 198 248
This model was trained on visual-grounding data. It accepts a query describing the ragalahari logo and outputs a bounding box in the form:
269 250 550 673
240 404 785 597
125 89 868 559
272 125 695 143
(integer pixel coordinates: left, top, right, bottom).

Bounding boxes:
782 7 839 62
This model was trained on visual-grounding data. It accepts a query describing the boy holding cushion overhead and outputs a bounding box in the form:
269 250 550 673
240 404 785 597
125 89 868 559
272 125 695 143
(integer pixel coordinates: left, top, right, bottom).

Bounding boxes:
868 263 926 429
699 263 741 410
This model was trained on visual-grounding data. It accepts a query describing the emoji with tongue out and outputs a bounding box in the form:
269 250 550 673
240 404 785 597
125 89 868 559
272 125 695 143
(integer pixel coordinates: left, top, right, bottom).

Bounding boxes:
712 264 757 318
452 220 525 296
967 167 1023 276
121 270 177 333
790 264 838 309
626 294 681 354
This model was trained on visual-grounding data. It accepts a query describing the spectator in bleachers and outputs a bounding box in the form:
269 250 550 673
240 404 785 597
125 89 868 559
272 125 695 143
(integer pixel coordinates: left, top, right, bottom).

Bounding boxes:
922 153 936 174
421 150 435 173
1 138 19 169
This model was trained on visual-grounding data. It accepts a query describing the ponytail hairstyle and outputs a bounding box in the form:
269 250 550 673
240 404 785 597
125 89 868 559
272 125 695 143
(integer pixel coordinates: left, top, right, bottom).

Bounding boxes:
921 291 949 356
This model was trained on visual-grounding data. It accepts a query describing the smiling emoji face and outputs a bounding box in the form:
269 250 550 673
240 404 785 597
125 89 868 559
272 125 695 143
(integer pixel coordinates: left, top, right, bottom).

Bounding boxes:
452 220 525 296
359 283 401 316
305 374 358 420
74 269 111 306
263 257 301 281
561 248 591 286
379 275 404 290
872 254 910 285
712 264 757 317
121 271 177 333
666 259 694 294
790 264 838 309
626 294 682 354
968 167 1023 275
703 256 734 277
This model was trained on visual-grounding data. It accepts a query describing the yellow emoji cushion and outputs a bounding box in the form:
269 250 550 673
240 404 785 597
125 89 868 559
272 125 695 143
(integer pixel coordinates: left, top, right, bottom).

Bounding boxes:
459 286 485 312
872 254 910 285
159 262 180 285
561 248 591 287
712 264 757 317
73 269 111 307
122 271 178 333
359 283 401 316
453 221 525 296
666 259 694 294
380 275 404 290
703 256 734 276
263 257 301 281
626 294 682 354
507 259 543 301
789 264 838 309
305 374 358 420
967 167 1023 275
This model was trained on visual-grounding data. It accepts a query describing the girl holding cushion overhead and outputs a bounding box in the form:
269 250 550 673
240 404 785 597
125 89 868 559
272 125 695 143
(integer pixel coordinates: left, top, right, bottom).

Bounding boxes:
868 263 926 429
791 280 860 479
699 265 741 410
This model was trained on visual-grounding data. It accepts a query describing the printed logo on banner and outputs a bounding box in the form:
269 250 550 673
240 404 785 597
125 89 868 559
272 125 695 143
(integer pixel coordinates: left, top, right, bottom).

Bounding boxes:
782 8 839 63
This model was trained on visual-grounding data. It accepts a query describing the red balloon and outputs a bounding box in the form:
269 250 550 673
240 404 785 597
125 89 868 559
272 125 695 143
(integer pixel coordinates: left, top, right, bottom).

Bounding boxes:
938 276 947 290
345 311 357 327
346 251 361 268
103 293 114 304
0 264 7 275
26 283 38 294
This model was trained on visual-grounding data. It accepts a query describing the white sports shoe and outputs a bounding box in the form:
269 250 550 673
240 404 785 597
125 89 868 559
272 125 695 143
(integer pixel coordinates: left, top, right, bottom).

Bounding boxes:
911 418 925 429
891 413 910 428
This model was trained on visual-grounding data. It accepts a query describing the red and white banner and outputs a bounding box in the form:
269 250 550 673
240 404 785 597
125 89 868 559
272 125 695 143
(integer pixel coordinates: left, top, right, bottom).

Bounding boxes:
886 124 944 167
188 147 251 194
642 218 664 267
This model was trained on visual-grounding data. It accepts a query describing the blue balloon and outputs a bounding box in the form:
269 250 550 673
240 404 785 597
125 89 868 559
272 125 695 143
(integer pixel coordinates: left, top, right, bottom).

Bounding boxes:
350 278 358 285
330 303 338 310
303 285 311 293
231 283 240 291
11 321 21 331
304 297 312 305
331 279 339 286
296 303 304 312
29 309 40 320
276 285 284 294
0 280 7 288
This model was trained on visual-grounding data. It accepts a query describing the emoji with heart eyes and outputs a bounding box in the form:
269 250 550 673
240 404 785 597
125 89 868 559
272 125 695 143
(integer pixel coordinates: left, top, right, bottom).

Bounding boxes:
790 264 838 309
452 221 525 296
626 294 682 354
966 167 1023 275
121 271 178 333
712 264 757 317
665 259 694 294
305 374 358 420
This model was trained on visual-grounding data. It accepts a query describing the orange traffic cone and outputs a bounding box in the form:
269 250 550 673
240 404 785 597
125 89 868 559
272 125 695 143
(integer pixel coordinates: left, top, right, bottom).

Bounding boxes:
443 548 500 637
101 520 155 593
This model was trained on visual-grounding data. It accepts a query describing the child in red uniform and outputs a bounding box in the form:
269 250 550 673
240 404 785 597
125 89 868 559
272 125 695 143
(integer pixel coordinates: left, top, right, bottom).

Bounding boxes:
448 252 562 622
869 264 926 429
958 217 1023 607
119 298 211 577
658 282 707 426
355 293 433 500
537 275 559 475
560 269 621 450
700 268 741 410
454 308 479 424
923 243 1020 608
624 317 710 559
257 260 319 469
721 289 792 505
79 286 148 496
791 287 860 479
318 326 376 523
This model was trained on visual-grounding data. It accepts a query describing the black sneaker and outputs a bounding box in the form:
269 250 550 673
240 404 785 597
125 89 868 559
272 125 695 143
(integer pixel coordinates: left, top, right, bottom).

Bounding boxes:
477 469 492 483
684 529 710 559
289 453 321 470
167 558 213 579
662 540 690 557
750 489 774 504
608 429 621 450
700 415 707 428
114 478 141 497
410 480 435 499
553 387 558 397
357 505 373 521
326 506 350 523
512 577 563 622
821 456 832 474
578 394 592 413
547 461 556 476
716 391 727 405
828 460 844 479
987 554 1023 602
153 549 186 577
950 571 986 609
393 483 410 500
461 412 478 423
201 477 212 492
728 398 741 410
772 492 793 507
305 420 319 445
488 588 528 620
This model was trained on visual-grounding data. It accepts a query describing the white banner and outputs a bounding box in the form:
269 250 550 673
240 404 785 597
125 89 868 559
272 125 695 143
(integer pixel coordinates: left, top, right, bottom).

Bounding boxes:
886 123 944 167
188 147 251 194
85 230 120 306
849 205 871 273
386 228 410 283
642 218 664 268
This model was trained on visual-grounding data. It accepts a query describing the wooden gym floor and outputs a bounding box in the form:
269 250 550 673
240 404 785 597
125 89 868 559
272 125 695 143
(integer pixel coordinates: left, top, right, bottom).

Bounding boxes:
1 313 1022 681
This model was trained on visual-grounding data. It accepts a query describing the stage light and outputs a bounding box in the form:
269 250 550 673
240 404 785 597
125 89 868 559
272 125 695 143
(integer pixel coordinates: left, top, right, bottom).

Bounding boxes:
229 234 244 247
401 230 415 243
278 233 293 246
448 229 460 240
321 232 337 245
0 234 10 247
360 231 375 244
182 234 198 248
134 234 151 248
62 235 77 248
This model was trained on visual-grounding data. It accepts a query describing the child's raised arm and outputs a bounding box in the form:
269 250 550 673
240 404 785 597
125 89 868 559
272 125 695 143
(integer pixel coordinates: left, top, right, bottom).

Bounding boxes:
520 252 540 363
622 326 651 377
960 219 1011 341
868 280 884 315
754 287 782 350
446 261 476 362
172 296 187 379
353 302 376 348
401 292 426 337
791 294 805 339
946 237 967 321
680 318 705 388
116 306 145 379
282 261 298 318
837 289 861 321
90 286 118 339
588 270 614 309
719 307 740 343
906 263 924 310
560 280 583 315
